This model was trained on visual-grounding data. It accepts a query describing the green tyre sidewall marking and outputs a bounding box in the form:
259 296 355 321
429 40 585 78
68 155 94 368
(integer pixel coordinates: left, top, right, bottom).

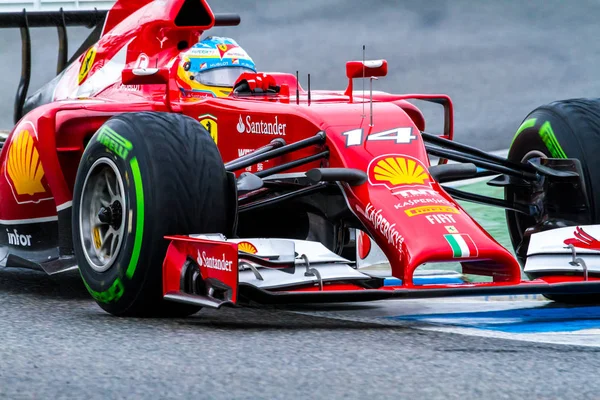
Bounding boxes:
511 117 536 146
538 121 567 159
126 156 144 280
74 122 147 309
511 117 567 159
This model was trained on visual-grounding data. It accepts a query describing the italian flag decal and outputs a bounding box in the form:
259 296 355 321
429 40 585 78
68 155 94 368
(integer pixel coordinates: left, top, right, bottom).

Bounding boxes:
444 234 478 258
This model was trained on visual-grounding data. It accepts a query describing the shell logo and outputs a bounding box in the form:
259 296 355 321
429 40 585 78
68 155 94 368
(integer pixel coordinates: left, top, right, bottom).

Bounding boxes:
368 155 430 189
7 129 46 196
238 241 258 254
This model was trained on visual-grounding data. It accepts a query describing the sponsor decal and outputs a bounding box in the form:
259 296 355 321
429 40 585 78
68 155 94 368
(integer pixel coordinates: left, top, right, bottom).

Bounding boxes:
0 221 57 251
368 155 431 191
444 233 478 258
236 115 286 136
236 150 263 172
157 36 168 48
232 58 240 64
394 197 449 210
119 85 141 92
396 188 437 198
6 229 32 247
180 89 217 99
405 205 459 217
564 226 600 250
78 46 97 84
238 241 258 254
426 214 457 224
238 149 254 157
445 225 459 234
6 129 45 197
236 116 245 133
357 203 404 251
197 250 233 272
198 114 218 144
200 62 208 69
96 126 133 160
539 121 567 159
190 49 215 56
217 43 238 58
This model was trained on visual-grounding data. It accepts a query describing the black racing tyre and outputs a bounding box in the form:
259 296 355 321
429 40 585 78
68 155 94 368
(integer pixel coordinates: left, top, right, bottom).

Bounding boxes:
506 98 600 303
72 112 232 316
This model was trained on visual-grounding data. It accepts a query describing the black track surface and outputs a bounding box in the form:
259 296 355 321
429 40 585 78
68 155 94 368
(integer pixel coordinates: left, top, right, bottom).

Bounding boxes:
2 269 600 399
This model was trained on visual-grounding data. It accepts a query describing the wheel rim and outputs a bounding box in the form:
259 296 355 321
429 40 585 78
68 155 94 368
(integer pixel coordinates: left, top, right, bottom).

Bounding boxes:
79 158 127 273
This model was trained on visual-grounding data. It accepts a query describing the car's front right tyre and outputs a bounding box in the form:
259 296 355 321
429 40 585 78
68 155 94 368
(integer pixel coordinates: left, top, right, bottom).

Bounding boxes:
507 98 600 303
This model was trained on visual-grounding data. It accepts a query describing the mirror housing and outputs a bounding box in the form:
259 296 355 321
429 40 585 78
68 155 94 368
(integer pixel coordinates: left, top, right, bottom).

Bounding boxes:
122 67 170 86
344 60 388 101
346 59 388 79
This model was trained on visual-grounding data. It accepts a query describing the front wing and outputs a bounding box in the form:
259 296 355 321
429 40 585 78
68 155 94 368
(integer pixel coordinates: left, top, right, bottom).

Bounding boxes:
162 235 600 309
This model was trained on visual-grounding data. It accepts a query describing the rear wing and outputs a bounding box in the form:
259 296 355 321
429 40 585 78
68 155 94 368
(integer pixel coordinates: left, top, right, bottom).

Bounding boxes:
0 9 108 124
0 3 242 125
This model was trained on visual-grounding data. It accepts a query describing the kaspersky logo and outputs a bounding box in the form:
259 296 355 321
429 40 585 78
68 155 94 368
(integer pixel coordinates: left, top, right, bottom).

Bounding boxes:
368 154 431 191
5 125 52 204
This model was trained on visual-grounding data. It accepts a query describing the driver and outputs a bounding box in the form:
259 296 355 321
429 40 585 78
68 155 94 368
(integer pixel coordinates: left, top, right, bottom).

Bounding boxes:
176 36 256 98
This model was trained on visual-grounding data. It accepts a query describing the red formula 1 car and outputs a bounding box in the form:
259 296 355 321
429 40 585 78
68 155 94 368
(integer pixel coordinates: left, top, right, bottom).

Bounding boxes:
2 0 600 317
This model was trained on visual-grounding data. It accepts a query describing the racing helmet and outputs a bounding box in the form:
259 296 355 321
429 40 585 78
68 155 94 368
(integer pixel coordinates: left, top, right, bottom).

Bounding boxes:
177 36 256 98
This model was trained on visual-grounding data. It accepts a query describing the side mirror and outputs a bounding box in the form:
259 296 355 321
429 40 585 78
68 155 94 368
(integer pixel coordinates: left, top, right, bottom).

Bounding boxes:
344 60 388 101
122 67 169 85
346 59 388 79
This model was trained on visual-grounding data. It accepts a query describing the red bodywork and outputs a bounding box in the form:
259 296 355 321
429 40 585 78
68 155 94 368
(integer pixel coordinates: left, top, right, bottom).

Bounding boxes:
6 0 594 305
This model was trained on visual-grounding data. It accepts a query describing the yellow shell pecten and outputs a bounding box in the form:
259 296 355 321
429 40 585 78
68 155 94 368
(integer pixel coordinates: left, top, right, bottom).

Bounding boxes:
373 156 428 185
238 241 258 254
7 130 45 195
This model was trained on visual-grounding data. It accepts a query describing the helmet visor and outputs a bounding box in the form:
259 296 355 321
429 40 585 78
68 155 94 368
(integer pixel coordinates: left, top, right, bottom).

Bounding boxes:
193 67 255 87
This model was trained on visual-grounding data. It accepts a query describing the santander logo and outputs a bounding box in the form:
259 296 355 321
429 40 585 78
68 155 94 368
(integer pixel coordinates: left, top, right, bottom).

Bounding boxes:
236 115 245 133
196 250 233 272
236 114 286 136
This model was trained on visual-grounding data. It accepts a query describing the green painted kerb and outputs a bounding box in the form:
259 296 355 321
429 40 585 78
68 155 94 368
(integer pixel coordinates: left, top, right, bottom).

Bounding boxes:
126 156 144 279
97 126 133 160
511 118 536 145
539 121 567 159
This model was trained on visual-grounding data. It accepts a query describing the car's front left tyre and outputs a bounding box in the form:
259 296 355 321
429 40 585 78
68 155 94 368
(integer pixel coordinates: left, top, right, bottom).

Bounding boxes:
72 112 233 316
